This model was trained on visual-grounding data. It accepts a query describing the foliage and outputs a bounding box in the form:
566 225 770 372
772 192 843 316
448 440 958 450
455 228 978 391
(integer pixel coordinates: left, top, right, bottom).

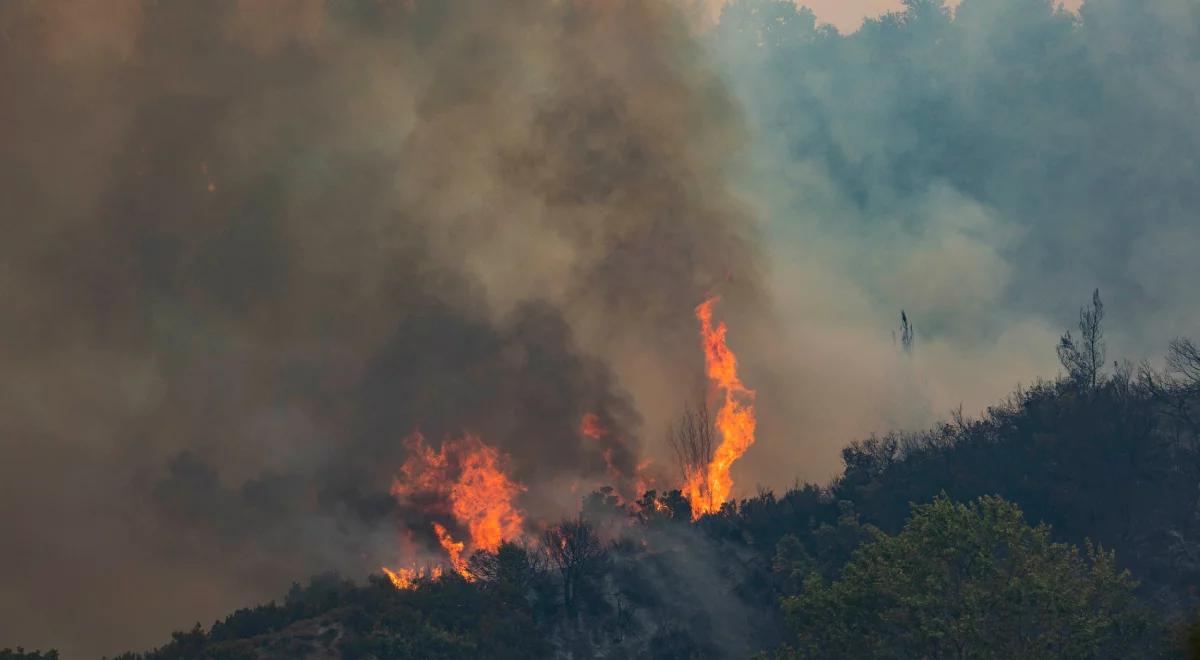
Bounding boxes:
772 500 878 591
827 367 1200 609
109 571 550 660
0 650 59 660
542 516 610 615
780 496 1159 659
110 287 1200 658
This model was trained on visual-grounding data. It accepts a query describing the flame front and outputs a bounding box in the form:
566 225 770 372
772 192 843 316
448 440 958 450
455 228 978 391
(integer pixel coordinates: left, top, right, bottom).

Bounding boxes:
684 297 757 518
385 432 526 586
381 302 753 583
433 522 469 578
449 439 524 554
381 565 443 590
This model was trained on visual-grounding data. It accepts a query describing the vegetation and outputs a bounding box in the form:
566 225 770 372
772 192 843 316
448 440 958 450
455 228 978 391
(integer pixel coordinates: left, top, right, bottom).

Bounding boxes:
12 0 1200 655
779 496 1156 658
0 650 59 660
106 567 552 660
102 288 1200 657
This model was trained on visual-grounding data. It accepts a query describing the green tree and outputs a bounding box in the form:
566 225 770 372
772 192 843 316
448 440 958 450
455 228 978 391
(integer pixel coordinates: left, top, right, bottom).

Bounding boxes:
780 496 1158 659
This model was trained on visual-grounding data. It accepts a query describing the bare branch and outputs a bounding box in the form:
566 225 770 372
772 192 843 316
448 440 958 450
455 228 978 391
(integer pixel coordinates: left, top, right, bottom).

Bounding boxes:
1058 289 1106 390
1167 338 1200 388
666 400 715 500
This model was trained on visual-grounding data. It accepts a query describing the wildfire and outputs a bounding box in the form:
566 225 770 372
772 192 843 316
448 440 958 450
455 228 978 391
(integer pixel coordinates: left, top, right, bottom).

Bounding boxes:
381 565 443 590
433 522 469 577
580 412 623 488
379 300 756 587
385 432 526 586
684 297 757 518
579 411 652 501
580 412 605 440
634 457 657 501
449 438 524 553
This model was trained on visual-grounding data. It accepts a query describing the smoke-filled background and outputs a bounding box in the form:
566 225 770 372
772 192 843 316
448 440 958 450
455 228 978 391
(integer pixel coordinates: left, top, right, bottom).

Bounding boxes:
0 0 762 654
711 0 1200 488
2 0 1199 656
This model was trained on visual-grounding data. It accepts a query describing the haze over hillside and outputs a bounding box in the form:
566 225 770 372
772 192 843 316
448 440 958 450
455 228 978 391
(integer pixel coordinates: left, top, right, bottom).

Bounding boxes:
1 0 1198 657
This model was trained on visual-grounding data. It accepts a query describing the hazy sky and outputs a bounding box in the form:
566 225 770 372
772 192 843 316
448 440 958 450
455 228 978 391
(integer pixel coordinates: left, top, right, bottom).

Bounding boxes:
794 0 1084 32
1 0 1194 655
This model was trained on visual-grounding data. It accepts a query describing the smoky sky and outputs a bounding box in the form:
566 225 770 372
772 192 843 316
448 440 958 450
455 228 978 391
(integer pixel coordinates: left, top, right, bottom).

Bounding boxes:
707 0 1200 486
0 0 762 655
4 0 1199 656
786 0 1086 33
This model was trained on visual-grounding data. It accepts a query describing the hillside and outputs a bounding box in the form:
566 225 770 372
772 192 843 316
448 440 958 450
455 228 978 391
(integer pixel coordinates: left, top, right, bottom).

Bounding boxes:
14 307 1188 658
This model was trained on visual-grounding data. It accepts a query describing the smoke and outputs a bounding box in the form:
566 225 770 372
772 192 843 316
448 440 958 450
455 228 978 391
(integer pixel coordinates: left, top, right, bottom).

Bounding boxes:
7 0 1197 654
707 0 1200 483
607 523 774 657
0 0 763 655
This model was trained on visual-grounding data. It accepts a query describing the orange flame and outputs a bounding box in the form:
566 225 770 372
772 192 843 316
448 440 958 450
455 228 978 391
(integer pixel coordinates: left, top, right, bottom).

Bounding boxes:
684 297 756 518
580 412 605 440
380 565 443 590
581 412 622 485
387 432 525 586
433 522 469 578
579 412 647 501
634 457 657 501
449 438 524 553
381 566 414 589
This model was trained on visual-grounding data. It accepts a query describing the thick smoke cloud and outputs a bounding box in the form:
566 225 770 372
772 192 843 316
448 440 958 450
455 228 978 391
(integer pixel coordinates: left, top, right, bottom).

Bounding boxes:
8 0 1194 654
708 0 1200 483
0 1 761 655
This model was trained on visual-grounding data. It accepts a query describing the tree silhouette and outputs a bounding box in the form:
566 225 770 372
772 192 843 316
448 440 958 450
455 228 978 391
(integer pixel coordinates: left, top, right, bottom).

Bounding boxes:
666 400 715 507
1057 289 1105 390
541 516 607 615
899 310 915 354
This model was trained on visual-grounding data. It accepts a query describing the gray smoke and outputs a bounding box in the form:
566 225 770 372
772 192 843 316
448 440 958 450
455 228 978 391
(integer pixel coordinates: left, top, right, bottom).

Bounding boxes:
708 0 1200 483
0 1 763 655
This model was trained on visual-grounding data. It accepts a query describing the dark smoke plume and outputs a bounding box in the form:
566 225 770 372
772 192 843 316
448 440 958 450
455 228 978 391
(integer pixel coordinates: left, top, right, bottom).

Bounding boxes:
0 0 762 655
